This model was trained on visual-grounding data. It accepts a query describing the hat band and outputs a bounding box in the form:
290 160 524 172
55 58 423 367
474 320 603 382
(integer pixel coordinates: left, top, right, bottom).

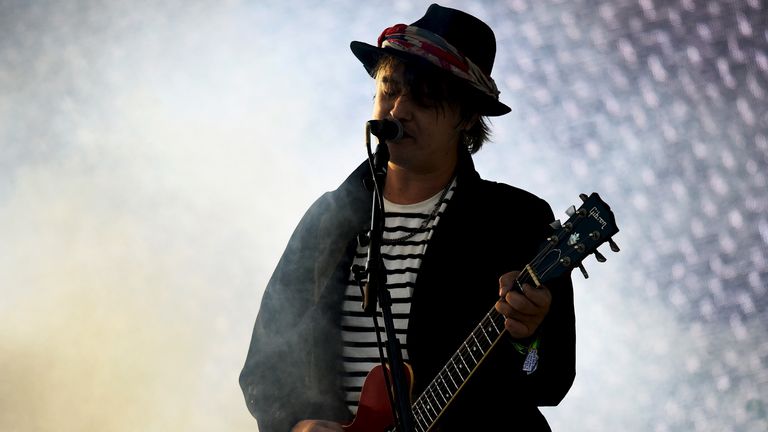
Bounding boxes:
377 24 500 100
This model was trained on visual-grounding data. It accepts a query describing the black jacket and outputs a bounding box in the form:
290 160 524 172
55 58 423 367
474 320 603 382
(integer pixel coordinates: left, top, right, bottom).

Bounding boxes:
240 153 576 431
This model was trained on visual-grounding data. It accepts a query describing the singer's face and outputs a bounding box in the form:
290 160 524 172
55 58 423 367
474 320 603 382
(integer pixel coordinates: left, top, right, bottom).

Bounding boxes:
372 64 462 173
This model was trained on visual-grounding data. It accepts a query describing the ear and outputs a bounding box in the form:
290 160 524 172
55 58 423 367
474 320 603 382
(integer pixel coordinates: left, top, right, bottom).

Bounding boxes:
462 113 480 131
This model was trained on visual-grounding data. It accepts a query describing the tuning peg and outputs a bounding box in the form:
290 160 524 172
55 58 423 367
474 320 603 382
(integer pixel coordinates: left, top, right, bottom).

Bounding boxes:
565 205 577 217
577 263 589 279
593 250 607 262
579 193 589 202
550 219 562 230
608 238 620 252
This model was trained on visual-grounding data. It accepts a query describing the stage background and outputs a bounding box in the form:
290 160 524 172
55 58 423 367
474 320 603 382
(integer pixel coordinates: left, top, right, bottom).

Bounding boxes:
1 0 765 430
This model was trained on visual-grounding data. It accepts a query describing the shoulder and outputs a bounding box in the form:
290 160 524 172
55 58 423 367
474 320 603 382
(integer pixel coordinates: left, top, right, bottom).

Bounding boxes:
475 178 545 202
285 162 371 258
302 161 371 222
469 177 554 221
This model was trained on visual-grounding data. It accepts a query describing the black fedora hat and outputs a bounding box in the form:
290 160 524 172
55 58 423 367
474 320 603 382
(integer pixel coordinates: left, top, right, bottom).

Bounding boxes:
350 3 510 116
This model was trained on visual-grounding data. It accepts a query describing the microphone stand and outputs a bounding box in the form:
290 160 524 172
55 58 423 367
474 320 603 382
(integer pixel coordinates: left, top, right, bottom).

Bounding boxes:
360 122 414 432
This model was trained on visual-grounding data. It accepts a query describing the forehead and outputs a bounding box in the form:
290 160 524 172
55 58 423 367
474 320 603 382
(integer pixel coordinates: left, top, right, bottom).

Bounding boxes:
375 69 404 87
376 77 403 93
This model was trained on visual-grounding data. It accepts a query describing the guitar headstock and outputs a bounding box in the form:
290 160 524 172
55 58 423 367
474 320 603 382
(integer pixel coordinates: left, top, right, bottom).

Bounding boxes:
533 193 620 282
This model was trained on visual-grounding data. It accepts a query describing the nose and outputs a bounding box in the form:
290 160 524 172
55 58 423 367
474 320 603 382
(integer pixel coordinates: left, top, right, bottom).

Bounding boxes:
389 93 412 121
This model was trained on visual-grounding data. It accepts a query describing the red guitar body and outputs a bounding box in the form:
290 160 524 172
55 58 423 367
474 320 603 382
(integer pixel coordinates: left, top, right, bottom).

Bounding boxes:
342 363 414 432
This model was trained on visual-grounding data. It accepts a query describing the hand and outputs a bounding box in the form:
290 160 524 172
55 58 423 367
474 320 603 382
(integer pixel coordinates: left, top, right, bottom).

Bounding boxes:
291 420 344 432
494 271 552 339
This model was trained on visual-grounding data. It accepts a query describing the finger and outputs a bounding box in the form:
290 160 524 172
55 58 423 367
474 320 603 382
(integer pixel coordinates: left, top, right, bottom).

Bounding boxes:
517 283 552 309
498 271 521 296
503 316 532 339
496 298 543 339
495 295 537 323
494 297 509 316
502 291 541 317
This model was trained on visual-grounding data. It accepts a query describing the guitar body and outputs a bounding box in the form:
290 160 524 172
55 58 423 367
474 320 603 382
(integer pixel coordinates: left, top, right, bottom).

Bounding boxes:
343 363 415 432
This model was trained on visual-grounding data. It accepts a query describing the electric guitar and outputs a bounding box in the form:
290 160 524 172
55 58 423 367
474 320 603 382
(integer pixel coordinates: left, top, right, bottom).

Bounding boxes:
343 192 620 432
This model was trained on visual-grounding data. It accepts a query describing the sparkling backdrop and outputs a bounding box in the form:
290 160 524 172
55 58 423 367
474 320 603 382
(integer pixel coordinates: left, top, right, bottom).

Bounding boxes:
0 0 765 431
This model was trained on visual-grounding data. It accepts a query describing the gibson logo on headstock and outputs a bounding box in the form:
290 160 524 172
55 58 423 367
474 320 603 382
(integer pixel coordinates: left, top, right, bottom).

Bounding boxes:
589 207 608 230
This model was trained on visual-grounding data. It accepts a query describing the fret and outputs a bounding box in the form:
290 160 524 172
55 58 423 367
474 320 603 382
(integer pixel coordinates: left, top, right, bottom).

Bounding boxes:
485 320 496 337
437 374 453 400
489 314 502 333
412 404 428 432
424 394 439 420
425 381 443 408
470 332 485 353
417 369 453 411
463 342 478 365
432 383 449 416
413 417 425 432
418 399 435 425
458 353 471 374
445 366 459 389
450 357 467 380
428 384 446 408
479 319 493 343
426 385 447 408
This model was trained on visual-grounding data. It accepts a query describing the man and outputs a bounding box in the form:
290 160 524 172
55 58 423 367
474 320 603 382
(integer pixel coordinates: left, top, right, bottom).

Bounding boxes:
240 4 575 431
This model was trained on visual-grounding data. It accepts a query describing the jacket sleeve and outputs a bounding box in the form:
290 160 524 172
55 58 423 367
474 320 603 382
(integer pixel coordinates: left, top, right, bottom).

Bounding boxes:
238 192 341 432
500 196 577 406
239 162 372 431
499 271 576 405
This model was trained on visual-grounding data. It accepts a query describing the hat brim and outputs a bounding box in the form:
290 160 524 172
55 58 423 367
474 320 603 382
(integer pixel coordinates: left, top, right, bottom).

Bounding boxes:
350 41 511 117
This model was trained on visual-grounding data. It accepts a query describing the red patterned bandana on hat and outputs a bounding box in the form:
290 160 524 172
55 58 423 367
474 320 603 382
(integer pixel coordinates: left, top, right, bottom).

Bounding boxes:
377 24 501 100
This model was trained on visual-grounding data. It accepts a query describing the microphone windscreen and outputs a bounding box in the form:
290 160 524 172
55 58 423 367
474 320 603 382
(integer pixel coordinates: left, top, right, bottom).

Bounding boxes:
368 119 403 140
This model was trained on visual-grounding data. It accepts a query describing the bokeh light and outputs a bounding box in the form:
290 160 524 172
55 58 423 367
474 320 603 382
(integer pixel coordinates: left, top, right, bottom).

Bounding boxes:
1 1 766 431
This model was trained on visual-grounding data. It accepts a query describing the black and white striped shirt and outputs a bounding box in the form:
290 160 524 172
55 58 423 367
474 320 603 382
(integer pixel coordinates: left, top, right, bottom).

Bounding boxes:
341 179 457 413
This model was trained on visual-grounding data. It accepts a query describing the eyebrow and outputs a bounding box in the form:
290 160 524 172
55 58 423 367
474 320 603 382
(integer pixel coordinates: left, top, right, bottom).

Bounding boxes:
378 75 403 86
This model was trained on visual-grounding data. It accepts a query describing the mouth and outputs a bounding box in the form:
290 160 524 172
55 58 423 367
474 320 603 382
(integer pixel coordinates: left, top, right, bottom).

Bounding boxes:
389 135 412 144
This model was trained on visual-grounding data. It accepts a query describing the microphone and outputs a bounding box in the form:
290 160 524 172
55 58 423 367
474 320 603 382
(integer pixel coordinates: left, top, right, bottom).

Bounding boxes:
367 119 403 140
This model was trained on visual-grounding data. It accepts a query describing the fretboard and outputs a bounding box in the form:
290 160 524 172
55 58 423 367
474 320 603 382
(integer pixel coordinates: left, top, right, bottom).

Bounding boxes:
408 306 507 432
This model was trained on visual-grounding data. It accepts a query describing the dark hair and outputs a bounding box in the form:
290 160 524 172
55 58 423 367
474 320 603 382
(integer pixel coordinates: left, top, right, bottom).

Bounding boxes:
372 55 491 153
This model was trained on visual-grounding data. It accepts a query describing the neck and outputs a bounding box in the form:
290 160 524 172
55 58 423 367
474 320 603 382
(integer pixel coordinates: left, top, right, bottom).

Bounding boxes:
383 160 457 204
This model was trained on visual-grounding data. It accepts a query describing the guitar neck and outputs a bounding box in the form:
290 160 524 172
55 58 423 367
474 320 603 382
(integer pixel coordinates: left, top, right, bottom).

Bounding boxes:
408 305 507 432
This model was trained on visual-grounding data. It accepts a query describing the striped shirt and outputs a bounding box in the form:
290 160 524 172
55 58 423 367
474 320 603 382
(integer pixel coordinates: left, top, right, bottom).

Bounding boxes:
341 179 457 413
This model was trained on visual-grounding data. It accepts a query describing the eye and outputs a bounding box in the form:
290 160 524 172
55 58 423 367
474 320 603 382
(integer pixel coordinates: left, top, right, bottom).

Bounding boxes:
377 81 403 100
378 86 397 99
